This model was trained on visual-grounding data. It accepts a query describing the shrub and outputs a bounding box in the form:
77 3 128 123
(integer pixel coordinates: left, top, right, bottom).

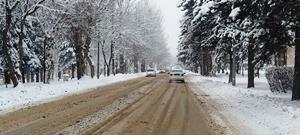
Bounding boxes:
265 67 294 93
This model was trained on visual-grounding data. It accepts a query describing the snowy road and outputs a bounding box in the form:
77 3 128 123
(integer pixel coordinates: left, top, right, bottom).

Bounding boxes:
0 75 234 135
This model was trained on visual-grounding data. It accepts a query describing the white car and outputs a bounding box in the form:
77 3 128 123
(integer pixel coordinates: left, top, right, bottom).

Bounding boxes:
169 69 185 83
146 68 156 77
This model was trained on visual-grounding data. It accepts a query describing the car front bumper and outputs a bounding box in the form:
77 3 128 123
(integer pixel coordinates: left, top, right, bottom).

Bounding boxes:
169 75 184 81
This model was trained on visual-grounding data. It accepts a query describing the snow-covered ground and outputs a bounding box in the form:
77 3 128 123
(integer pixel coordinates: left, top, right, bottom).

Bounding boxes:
0 73 145 115
189 73 300 135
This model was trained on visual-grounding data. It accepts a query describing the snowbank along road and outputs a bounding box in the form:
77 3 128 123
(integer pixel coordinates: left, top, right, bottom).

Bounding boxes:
0 75 235 135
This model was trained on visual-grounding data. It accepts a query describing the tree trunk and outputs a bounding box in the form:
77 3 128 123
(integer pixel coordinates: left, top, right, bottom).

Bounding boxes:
18 20 26 83
106 65 110 76
124 59 128 74
44 36 54 84
97 41 100 79
115 56 119 74
84 35 95 78
2 6 18 87
35 70 39 83
58 71 62 80
292 23 300 100
73 27 85 80
26 73 30 83
141 60 146 72
200 48 205 76
112 58 115 75
242 60 245 76
200 64 204 75
217 65 221 73
203 48 208 76
104 64 107 76
72 64 75 79
102 54 109 76
236 63 240 74
106 41 114 76
43 37 46 83
87 57 95 78
256 68 260 78
133 55 139 73
111 41 115 76
47 71 51 84
40 69 43 83
31 71 34 83
101 40 114 76
228 52 233 83
4 69 10 84
248 44 255 88
232 48 236 86
119 54 125 74
207 49 213 76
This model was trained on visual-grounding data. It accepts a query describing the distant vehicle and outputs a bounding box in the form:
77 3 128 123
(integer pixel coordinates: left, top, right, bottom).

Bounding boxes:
146 68 156 77
169 69 185 83
158 70 166 74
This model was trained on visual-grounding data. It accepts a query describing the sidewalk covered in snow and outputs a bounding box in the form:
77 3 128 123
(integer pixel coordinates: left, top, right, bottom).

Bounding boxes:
0 73 145 114
189 74 300 135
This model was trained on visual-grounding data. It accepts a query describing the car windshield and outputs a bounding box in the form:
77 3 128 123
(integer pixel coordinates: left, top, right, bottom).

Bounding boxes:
147 69 154 72
172 70 183 72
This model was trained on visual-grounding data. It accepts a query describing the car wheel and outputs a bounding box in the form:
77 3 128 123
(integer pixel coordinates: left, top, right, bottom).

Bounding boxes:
182 80 185 83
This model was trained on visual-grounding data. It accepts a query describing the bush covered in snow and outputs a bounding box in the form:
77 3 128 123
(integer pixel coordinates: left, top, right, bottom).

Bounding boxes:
265 67 294 93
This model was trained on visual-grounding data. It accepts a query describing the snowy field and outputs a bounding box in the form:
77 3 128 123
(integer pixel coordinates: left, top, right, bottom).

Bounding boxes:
189 73 300 135
0 73 145 115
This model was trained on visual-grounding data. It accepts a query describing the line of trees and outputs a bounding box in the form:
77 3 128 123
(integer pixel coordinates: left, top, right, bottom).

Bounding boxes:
0 0 171 88
178 0 299 99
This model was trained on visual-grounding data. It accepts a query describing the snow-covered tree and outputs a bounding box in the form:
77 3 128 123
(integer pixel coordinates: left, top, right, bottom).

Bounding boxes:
0 0 21 87
178 0 298 89
0 0 170 87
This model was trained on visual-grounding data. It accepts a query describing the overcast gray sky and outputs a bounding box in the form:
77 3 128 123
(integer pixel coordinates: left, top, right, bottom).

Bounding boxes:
151 0 182 57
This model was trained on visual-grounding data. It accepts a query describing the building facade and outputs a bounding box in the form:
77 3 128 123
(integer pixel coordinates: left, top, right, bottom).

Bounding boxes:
287 46 295 66
273 46 295 67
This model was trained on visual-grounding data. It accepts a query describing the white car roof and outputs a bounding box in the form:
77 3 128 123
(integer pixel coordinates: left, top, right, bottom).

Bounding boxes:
171 65 183 70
